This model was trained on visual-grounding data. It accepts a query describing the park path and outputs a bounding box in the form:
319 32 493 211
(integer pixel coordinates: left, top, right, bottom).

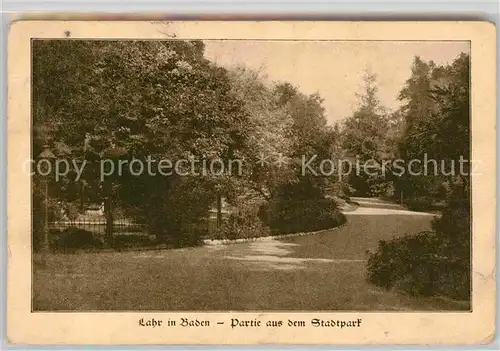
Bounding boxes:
33 197 468 311
212 197 436 271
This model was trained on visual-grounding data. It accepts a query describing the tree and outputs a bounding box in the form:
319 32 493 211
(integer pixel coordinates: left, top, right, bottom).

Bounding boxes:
341 71 391 196
226 67 294 201
253 83 345 234
366 54 471 301
274 83 338 191
396 54 470 200
32 40 252 246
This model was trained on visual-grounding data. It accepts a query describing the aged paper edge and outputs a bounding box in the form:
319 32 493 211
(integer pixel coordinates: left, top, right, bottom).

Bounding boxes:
6 20 497 345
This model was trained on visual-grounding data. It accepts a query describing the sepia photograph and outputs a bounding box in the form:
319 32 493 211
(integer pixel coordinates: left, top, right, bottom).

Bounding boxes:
7 21 496 345
31 36 472 312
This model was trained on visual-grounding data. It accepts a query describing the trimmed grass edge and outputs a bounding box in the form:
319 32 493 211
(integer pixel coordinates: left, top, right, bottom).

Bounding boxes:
203 222 347 246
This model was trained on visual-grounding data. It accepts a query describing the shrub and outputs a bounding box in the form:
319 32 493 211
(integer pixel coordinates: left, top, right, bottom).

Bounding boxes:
432 201 470 243
328 181 353 199
369 181 395 198
367 200 471 301
404 196 433 211
114 234 151 249
431 201 471 300
259 198 346 234
211 207 270 240
140 177 213 248
168 224 207 248
53 227 103 251
367 231 442 296
347 173 370 196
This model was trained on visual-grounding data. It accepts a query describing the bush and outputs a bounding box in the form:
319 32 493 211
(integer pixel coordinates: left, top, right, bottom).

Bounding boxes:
367 200 471 301
369 181 395 198
404 196 433 211
53 227 103 251
211 207 270 240
139 177 213 248
328 181 353 199
367 231 440 296
432 201 470 243
347 173 370 196
114 234 151 249
168 224 207 248
259 198 346 234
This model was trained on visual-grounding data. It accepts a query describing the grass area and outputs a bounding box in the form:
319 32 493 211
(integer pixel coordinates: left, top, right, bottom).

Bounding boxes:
285 213 435 260
32 250 468 311
33 209 468 312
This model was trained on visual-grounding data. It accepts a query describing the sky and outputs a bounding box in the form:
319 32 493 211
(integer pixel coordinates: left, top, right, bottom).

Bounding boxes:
203 40 470 125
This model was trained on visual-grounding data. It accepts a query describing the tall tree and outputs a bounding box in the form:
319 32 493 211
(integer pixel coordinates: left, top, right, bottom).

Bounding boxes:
396 53 470 200
32 40 251 246
227 67 294 201
341 71 390 195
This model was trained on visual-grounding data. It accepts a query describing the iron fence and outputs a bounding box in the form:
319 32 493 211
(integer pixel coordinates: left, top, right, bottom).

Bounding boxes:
49 218 147 237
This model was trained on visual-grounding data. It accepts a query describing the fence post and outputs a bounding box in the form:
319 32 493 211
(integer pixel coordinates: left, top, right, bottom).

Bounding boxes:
105 196 114 247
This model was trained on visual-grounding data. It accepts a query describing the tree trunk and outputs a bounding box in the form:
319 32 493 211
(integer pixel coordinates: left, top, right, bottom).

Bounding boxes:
42 178 50 252
216 193 222 229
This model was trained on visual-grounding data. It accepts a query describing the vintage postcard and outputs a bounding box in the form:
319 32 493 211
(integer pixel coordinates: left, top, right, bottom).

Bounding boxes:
7 20 496 345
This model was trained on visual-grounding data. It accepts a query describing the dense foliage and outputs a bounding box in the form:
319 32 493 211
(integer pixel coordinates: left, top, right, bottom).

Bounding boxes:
259 181 346 234
211 205 270 240
366 54 471 301
33 40 252 247
32 39 345 248
340 72 396 196
33 39 471 303
367 201 470 300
